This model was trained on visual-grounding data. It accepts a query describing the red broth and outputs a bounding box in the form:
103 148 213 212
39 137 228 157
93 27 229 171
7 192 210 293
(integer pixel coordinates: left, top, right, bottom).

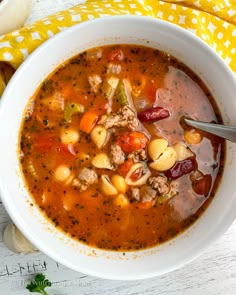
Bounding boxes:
19 45 225 251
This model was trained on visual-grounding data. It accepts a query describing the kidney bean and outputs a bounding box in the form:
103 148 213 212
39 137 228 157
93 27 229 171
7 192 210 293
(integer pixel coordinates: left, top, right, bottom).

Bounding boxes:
165 158 196 180
192 174 212 196
137 107 170 123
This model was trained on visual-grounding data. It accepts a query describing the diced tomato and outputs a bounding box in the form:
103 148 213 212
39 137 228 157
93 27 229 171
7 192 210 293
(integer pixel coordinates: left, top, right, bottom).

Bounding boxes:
145 85 157 103
56 143 76 156
117 131 148 153
109 49 124 61
118 159 134 177
33 133 56 153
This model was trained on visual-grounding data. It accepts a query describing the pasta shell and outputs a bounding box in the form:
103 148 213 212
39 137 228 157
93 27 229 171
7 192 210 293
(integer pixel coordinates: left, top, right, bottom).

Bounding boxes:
149 147 177 171
125 163 151 186
92 153 113 170
101 175 118 196
90 125 107 149
148 138 168 161
173 143 194 161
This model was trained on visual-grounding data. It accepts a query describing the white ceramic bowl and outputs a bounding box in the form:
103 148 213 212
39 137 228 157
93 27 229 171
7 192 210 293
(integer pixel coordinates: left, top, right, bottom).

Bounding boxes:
0 16 236 280
0 0 32 35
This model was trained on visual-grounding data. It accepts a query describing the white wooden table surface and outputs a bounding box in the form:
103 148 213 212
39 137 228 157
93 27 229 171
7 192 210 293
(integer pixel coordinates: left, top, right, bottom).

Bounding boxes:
1 1 236 294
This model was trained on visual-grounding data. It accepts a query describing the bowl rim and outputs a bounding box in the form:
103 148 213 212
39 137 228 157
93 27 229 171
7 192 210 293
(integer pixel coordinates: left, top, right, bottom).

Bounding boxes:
0 15 236 280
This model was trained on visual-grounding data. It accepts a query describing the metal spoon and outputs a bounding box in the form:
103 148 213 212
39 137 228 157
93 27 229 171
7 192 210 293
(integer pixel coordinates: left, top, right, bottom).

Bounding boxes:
184 118 236 143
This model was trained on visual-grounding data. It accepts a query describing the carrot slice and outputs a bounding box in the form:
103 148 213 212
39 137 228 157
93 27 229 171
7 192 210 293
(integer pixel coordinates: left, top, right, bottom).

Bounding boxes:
79 110 99 133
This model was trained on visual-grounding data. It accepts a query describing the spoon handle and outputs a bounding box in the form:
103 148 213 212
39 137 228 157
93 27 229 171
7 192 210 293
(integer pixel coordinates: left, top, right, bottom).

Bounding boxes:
184 118 236 143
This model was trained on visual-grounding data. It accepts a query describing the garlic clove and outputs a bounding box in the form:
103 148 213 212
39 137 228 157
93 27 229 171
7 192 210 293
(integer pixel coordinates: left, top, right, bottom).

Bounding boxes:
3 223 38 254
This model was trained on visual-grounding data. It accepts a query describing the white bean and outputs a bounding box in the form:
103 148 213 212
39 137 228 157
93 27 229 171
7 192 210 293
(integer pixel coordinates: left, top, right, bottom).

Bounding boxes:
114 193 129 208
54 165 71 182
60 128 80 144
111 175 127 193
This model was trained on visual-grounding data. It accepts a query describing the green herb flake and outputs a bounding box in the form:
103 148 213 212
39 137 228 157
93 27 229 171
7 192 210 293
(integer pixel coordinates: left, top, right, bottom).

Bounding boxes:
26 273 52 295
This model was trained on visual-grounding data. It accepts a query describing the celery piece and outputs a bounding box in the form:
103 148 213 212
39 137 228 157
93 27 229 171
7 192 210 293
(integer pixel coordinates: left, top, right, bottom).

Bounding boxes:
157 190 177 205
117 80 128 106
64 102 84 123
104 76 119 100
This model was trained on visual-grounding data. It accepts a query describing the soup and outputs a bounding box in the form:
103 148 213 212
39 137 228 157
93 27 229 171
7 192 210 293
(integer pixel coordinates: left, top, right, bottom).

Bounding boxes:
19 45 225 251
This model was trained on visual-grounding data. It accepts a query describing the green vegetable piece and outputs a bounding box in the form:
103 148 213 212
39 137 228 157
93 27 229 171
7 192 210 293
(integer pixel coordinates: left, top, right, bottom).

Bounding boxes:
158 190 177 205
26 273 52 295
64 102 84 123
117 80 128 106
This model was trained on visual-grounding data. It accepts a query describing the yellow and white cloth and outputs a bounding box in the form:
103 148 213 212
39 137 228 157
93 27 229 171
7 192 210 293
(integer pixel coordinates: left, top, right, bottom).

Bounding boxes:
0 0 235 95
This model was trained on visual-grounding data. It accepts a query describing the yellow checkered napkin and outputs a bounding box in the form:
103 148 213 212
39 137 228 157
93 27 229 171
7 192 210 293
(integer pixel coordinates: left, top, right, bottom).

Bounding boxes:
0 0 235 95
